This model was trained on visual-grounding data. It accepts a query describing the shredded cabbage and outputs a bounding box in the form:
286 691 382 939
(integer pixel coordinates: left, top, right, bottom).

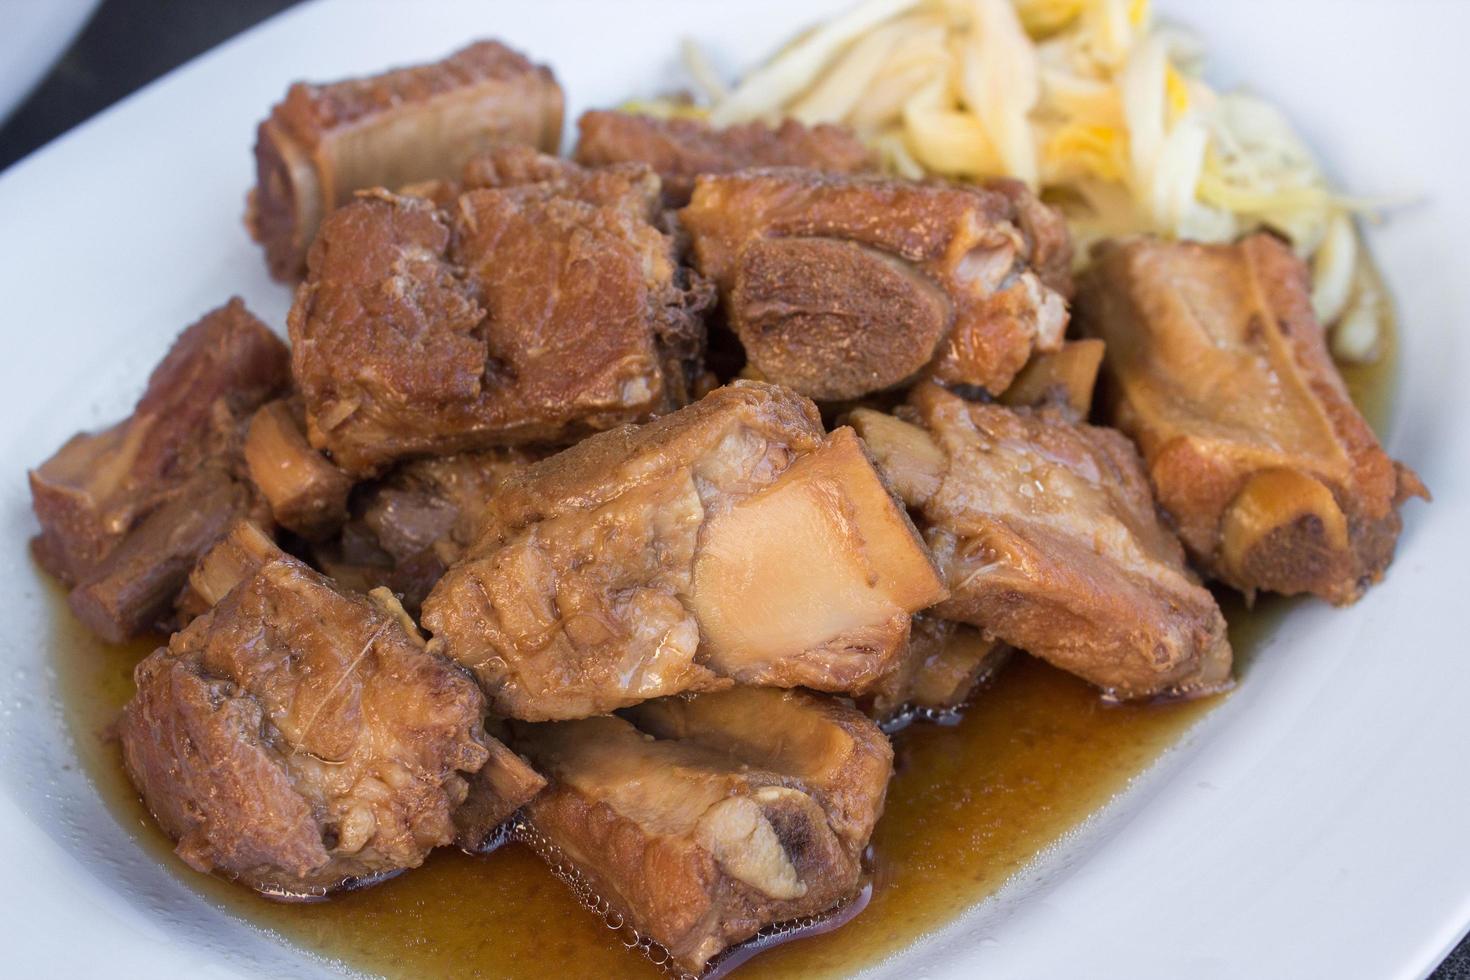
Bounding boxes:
670 0 1388 361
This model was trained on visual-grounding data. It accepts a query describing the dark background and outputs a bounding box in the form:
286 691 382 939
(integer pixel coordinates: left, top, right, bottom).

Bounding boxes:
1 2 1466 977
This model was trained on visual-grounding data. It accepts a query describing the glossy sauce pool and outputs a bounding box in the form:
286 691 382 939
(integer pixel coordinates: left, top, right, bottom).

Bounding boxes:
48 311 1397 980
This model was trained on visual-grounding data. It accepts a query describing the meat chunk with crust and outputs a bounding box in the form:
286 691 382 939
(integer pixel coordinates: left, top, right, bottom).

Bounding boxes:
679 168 1069 401
248 40 564 281
422 381 947 720
513 688 890 973
119 523 543 896
29 299 288 641
574 110 874 206
315 448 537 613
289 165 710 475
1075 234 1427 604
851 383 1232 700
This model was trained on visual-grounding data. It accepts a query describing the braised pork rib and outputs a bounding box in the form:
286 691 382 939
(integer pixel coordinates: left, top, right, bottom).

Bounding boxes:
679 168 1069 401
1075 233 1427 604
29 299 289 641
853 383 1233 700
513 687 891 972
119 523 541 896
288 158 710 476
248 40 564 280
314 447 538 613
867 615 1009 720
244 398 353 541
422 381 947 720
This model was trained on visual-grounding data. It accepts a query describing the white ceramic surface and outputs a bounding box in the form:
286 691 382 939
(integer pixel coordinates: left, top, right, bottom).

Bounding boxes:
0 1 1465 978
0 0 102 124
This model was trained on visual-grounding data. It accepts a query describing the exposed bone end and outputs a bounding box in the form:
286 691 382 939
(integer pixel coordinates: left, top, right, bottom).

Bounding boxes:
178 520 285 619
513 709 870 973
1220 468 1353 602
847 408 945 507
452 738 548 850
622 686 893 854
731 236 952 401
244 399 353 540
908 626 1010 710
869 616 1009 720
999 338 1105 418
248 117 322 281
690 427 947 693
696 793 808 900
69 474 257 642
28 419 147 585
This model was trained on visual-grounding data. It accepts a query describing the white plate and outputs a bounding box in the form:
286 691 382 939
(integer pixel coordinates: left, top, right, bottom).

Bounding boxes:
0 1 1466 977
0 0 102 124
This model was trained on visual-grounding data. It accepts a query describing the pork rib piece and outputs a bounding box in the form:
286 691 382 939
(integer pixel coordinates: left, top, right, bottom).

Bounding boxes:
1075 234 1427 604
248 40 564 281
852 383 1232 700
574 110 874 206
866 614 1010 721
244 398 353 541
513 687 891 973
119 523 543 897
289 155 710 476
422 381 947 720
315 448 538 614
622 686 893 855
29 299 288 641
679 168 1069 401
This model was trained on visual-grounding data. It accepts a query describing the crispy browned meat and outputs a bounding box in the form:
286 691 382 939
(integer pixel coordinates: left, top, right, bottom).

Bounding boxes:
248 40 564 280
316 448 538 613
29 300 288 640
867 615 1009 720
244 398 353 540
574 110 874 206
852 383 1232 700
1075 234 1427 604
679 168 1069 400
289 160 711 475
119 524 541 896
422 381 947 720
513 687 891 972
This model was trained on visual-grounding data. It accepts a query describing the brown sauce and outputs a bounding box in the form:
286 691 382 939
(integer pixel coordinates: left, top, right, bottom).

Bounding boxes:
45 289 1397 980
